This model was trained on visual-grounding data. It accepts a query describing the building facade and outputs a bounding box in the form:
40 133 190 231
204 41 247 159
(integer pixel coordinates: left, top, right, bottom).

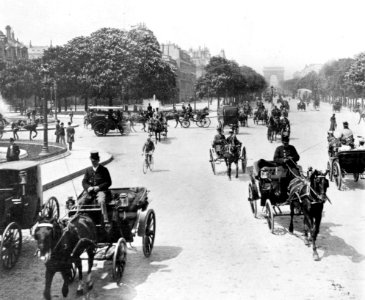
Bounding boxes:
161 43 196 102
188 46 211 78
28 41 49 60
0 25 28 67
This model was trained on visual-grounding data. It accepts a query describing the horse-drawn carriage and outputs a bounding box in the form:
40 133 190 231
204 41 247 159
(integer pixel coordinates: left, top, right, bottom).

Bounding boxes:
297 101 306 111
179 109 211 128
209 141 247 179
88 106 131 136
217 106 240 133
327 149 365 190
248 161 330 260
0 161 59 269
253 108 268 125
332 101 342 113
267 117 290 142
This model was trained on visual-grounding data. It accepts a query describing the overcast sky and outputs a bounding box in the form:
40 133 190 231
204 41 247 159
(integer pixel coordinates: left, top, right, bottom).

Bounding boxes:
1 0 365 79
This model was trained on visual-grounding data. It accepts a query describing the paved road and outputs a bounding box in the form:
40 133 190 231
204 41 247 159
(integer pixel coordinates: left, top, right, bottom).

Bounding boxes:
1 100 365 300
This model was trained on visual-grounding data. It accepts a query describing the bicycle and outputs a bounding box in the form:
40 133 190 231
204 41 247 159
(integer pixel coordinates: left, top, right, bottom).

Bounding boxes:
142 151 154 174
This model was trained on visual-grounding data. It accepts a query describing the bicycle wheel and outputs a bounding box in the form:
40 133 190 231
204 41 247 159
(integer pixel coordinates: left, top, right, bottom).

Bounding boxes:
143 159 148 174
149 157 154 171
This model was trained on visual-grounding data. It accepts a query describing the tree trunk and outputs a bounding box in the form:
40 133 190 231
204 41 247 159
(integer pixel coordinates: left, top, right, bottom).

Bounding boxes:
84 96 88 111
64 98 68 111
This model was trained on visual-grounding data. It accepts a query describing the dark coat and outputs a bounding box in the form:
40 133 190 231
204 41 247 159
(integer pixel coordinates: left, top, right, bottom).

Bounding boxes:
6 143 20 161
82 164 112 191
273 144 300 165
66 126 75 143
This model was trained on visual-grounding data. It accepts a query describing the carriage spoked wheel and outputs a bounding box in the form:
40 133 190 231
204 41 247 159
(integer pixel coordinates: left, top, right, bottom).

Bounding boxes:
121 126 131 136
198 117 211 128
0 222 22 269
112 238 127 285
265 199 275 234
332 160 342 190
94 122 108 136
353 173 360 182
209 149 216 175
41 197 60 220
248 184 257 218
327 162 333 182
181 119 190 128
142 209 156 257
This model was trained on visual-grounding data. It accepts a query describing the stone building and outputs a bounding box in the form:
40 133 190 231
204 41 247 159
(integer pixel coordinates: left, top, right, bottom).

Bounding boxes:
188 46 211 78
161 43 196 102
0 25 28 67
28 41 49 60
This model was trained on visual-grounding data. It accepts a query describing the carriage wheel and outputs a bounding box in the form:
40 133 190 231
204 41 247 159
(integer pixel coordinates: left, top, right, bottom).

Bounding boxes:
41 197 60 220
241 147 247 173
0 222 22 269
210 149 216 175
112 238 127 285
94 122 107 136
265 199 275 234
248 184 257 218
201 117 211 128
353 173 359 182
142 209 156 257
327 162 333 182
122 126 131 136
332 161 342 190
181 120 190 128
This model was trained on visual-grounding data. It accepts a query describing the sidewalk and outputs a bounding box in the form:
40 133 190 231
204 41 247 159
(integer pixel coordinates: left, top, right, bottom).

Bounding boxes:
41 147 113 191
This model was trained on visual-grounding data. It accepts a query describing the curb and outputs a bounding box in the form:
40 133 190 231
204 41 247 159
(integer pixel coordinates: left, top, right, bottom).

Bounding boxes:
42 154 114 191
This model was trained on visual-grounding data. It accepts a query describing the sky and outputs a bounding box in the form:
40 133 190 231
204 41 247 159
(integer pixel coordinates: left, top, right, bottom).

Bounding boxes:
1 0 365 79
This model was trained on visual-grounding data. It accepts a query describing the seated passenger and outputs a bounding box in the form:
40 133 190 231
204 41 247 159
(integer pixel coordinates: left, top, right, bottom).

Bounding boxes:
339 121 354 148
327 131 341 156
212 127 226 155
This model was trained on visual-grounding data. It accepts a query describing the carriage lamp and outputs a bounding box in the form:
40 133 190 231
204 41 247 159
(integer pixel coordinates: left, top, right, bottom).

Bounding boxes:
19 171 27 195
119 193 129 208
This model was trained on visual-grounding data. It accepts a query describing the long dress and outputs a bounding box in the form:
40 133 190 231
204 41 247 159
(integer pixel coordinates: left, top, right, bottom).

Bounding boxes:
329 116 337 131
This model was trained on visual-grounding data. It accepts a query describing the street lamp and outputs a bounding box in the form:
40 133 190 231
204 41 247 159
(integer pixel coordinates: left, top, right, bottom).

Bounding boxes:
39 64 50 156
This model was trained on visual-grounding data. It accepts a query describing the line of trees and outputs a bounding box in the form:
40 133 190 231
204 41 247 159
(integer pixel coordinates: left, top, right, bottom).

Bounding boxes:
195 56 267 107
0 25 178 111
282 52 365 107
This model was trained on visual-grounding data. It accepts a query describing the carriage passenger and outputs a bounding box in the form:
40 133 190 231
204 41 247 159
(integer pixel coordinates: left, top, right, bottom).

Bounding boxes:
212 128 226 156
226 130 242 147
339 121 354 148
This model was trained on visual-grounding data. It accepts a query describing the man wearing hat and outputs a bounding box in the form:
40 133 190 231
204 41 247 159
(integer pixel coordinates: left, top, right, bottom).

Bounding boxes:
274 134 300 171
226 130 242 148
339 121 354 147
6 138 20 161
212 127 226 156
79 151 112 226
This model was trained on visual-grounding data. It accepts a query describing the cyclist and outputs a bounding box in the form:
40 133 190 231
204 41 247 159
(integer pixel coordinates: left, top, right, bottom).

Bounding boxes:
142 135 155 165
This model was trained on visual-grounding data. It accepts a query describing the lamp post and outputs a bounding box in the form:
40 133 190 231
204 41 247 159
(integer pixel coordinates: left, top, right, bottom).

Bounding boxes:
53 79 57 121
271 86 274 102
39 64 50 156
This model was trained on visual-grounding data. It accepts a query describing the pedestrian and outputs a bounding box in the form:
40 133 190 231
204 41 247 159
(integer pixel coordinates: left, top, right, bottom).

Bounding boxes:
6 138 20 161
66 122 75 150
329 114 337 131
69 109 74 124
55 120 61 143
59 122 66 144
128 112 137 132
11 122 19 140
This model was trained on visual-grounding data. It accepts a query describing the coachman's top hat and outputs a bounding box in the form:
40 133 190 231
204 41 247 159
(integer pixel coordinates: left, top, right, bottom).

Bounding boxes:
90 151 100 160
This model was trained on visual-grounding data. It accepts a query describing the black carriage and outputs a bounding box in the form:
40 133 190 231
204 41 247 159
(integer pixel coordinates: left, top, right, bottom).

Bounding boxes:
248 165 302 232
67 187 156 283
217 106 240 132
89 106 131 136
209 143 247 175
327 149 365 190
332 101 342 113
180 109 211 128
0 161 59 269
297 101 306 111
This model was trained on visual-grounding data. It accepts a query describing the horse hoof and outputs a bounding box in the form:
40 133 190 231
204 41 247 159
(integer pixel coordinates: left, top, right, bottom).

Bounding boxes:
313 253 320 261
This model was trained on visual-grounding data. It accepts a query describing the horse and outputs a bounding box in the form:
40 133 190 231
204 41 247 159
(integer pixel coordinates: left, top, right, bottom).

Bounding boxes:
148 118 163 142
267 116 281 142
287 169 330 260
280 118 291 139
253 109 268 125
33 214 97 300
238 109 248 127
222 143 241 180
22 119 40 140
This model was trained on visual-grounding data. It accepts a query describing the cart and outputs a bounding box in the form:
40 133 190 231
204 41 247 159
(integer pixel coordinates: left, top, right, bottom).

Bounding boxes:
67 187 156 284
327 149 365 190
209 143 247 175
0 161 59 269
217 106 240 133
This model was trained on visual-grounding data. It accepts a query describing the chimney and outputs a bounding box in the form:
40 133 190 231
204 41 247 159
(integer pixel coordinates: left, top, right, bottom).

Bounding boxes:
5 25 11 39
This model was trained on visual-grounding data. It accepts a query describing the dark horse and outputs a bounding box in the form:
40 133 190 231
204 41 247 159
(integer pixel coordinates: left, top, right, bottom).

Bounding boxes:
222 143 241 180
22 119 40 140
33 214 97 300
238 109 248 127
148 119 163 142
267 116 281 142
287 169 330 260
